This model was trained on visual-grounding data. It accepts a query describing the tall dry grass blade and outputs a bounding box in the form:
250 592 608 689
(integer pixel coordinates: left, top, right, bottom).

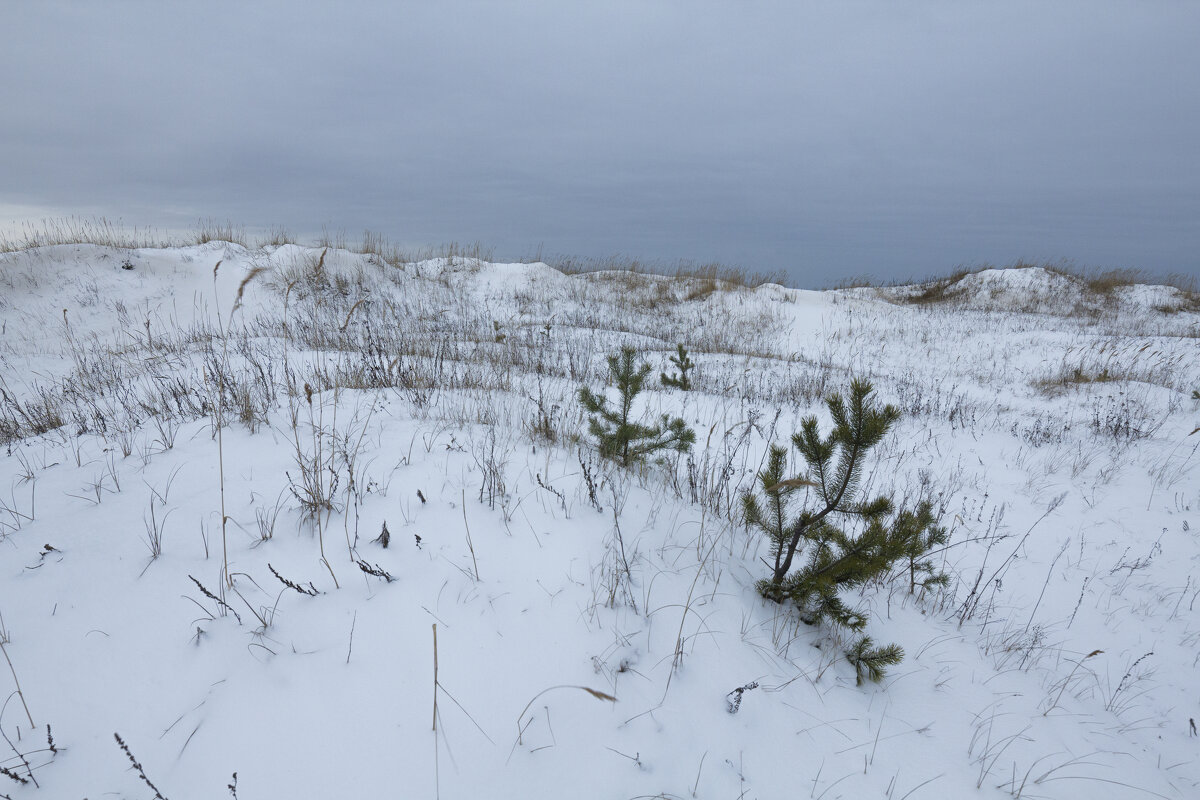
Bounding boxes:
230 265 270 319
340 297 367 332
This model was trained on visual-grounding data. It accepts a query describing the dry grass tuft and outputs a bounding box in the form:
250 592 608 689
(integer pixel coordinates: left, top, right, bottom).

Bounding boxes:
0 216 174 252
257 225 294 248
1032 364 1116 396
193 219 246 247
548 253 787 289
1042 263 1198 297
902 267 977 305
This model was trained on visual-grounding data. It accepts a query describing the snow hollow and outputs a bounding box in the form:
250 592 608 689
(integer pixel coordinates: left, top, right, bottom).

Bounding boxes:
1 241 1198 799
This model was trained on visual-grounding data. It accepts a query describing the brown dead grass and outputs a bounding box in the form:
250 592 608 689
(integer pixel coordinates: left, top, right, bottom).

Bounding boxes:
548 253 787 289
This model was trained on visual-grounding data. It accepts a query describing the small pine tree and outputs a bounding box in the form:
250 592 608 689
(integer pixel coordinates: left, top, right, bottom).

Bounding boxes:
661 344 695 391
757 379 898 595
893 501 949 594
580 346 695 467
742 380 946 683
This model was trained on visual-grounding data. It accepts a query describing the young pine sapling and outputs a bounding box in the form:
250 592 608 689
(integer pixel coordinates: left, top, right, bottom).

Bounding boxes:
742 380 944 682
660 344 695 391
893 501 950 595
580 346 695 467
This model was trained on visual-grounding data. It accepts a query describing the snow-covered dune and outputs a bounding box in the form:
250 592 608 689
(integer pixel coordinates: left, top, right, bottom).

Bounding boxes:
1 244 1197 798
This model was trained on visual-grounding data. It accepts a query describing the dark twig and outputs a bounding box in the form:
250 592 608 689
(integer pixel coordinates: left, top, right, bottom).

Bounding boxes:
356 560 395 582
188 575 242 624
0 707 37 789
268 563 318 596
114 732 169 799
0 765 27 786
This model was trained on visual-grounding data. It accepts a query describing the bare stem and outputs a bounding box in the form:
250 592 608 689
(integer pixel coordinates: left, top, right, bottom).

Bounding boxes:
0 640 34 729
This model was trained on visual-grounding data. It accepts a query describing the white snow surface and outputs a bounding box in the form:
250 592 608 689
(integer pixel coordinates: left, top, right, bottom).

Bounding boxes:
1 243 1198 798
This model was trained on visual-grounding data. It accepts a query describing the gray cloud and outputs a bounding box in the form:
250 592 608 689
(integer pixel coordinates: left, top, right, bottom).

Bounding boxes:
3 1 1197 286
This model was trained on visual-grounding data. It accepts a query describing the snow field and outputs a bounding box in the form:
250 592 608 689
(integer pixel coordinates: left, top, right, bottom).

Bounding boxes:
0 243 1198 798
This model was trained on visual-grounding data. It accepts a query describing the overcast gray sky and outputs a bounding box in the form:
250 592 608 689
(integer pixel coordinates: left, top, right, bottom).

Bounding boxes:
3 2 1197 287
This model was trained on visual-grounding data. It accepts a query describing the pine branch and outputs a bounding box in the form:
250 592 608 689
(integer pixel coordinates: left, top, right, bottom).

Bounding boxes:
846 637 904 685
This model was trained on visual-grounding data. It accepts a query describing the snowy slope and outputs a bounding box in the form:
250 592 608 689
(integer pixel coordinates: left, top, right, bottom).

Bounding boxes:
1 244 1198 799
